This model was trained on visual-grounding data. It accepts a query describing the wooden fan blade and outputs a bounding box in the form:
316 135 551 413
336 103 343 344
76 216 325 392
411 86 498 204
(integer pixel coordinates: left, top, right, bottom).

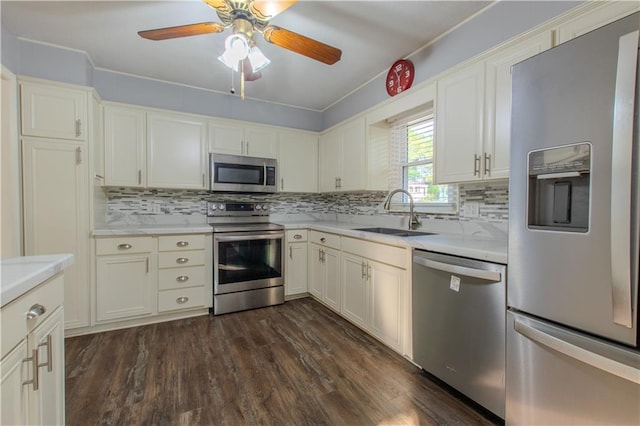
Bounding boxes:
250 1 297 20
263 26 341 65
138 22 225 41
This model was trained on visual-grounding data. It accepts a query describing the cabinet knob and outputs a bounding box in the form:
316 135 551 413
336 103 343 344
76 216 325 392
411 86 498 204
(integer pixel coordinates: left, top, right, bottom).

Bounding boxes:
294 234 302 240
320 237 326 243
176 257 189 264
176 275 189 283
118 243 132 250
176 241 189 247
176 297 189 304
26 304 46 320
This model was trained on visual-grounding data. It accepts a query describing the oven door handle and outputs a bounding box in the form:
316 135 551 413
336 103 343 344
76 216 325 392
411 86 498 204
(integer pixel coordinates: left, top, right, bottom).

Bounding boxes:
214 233 283 243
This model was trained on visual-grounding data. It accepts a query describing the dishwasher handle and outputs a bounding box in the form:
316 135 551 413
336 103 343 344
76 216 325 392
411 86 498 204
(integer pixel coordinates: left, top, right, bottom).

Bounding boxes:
413 256 502 282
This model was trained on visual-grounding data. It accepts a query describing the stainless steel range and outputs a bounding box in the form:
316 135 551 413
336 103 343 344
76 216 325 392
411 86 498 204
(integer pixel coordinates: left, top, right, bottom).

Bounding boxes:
207 201 284 315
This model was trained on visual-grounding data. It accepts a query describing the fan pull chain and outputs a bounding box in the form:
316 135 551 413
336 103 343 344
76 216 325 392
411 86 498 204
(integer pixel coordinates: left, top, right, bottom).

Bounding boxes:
241 67 245 100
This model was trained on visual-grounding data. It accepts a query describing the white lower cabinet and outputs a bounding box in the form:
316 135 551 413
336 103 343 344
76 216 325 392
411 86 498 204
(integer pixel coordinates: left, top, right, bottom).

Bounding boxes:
0 273 65 426
95 236 157 322
341 253 368 328
285 230 308 297
308 231 341 312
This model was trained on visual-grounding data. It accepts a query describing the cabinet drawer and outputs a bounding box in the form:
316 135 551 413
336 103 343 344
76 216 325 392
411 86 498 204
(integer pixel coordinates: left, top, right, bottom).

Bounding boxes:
159 266 207 291
158 250 206 268
286 229 308 243
158 286 206 312
158 234 206 252
309 230 341 249
96 237 155 255
1 273 63 359
342 237 408 268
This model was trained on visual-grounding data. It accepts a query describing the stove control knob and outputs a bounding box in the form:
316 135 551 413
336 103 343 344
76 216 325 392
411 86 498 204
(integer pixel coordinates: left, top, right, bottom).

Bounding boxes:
218 203 225 210
209 204 216 211
254 204 262 211
262 204 269 211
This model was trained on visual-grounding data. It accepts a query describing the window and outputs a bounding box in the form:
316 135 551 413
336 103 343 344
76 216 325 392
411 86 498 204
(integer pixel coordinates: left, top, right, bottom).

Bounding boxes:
389 111 457 213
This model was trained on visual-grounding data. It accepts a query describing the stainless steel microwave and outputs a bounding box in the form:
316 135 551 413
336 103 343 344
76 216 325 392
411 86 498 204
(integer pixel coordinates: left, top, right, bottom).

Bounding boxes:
209 153 277 193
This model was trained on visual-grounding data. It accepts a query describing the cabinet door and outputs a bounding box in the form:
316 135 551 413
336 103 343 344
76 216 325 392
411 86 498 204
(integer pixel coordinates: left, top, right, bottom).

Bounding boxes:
147 113 207 189
435 62 485 184
20 82 87 141
308 244 324 299
91 95 104 180
484 32 553 180
341 254 367 327
96 254 155 322
245 125 277 158
556 2 639 44
318 127 341 192
339 117 366 191
285 242 308 296
1 340 30 426
31 307 65 426
103 105 146 187
22 139 90 330
278 130 318 192
368 260 404 351
209 120 244 155
323 247 341 312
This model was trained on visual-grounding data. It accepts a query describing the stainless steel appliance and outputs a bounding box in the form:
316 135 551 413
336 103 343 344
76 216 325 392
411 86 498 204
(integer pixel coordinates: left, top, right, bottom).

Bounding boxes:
210 153 277 193
412 250 506 418
508 13 640 424
208 201 284 315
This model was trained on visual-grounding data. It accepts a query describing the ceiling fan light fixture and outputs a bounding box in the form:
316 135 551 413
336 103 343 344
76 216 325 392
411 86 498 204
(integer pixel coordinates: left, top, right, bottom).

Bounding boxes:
247 45 270 73
218 33 249 70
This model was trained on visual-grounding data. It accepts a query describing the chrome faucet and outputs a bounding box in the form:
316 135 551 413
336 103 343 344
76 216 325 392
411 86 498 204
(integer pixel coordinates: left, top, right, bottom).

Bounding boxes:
383 189 421 230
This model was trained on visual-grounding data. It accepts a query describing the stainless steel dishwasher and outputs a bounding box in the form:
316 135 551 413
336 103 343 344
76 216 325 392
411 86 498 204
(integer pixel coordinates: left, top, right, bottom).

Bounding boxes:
412 249 506 418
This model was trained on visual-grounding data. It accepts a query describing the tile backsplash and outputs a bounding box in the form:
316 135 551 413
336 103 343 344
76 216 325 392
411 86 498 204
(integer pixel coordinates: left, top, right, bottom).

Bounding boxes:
104 180 508 224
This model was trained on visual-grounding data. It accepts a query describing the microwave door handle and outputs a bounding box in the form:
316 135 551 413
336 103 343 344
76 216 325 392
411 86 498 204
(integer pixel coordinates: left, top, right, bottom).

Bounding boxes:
610 30 639 328
263 162 267 187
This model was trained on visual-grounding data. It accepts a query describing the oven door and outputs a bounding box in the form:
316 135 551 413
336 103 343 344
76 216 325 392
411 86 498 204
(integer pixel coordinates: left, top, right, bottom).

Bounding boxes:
213 230 284 294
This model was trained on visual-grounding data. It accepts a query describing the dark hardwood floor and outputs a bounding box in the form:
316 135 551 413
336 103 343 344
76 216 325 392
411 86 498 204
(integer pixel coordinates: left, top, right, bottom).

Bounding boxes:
65 297 499 425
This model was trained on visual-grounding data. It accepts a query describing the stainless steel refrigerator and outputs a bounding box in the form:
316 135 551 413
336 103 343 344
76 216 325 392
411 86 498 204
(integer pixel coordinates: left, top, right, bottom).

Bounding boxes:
508 12 640 425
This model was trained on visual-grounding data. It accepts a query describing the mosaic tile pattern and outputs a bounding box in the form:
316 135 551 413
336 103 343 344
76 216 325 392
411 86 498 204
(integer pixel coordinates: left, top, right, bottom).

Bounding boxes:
105 179 509 223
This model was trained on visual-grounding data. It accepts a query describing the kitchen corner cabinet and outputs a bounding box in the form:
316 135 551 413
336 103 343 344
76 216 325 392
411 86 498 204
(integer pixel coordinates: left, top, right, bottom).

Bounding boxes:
319 116 365 192
308 231 341 311
20 80 87 141
147 112 208 189
285 230 309 296
435 31 552 184
95 237 157 322
1 274 65 426
341 237 407 353
278 130 318 192
103 104 146 187
209 119 277 158
22 138 90 330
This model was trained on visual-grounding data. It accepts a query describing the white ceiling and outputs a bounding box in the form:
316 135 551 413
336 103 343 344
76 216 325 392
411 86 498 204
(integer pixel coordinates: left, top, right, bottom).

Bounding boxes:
1 1 492 111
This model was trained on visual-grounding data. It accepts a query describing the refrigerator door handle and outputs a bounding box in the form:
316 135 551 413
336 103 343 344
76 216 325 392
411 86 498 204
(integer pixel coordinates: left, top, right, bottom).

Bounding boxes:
413 256 502 282
610 30 639 328
514 318 640 385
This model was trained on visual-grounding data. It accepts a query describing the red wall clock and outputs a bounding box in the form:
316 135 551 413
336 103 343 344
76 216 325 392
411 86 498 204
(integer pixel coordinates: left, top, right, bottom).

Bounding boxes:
386 59 415 96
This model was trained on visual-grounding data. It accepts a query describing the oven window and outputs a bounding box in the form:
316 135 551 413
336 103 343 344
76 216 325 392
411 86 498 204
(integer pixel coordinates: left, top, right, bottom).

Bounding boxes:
218 237 282 284
215 163 263 185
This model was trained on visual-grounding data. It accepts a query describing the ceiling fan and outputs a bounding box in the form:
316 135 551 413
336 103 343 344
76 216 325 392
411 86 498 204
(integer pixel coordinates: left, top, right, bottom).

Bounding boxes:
138 0 342 84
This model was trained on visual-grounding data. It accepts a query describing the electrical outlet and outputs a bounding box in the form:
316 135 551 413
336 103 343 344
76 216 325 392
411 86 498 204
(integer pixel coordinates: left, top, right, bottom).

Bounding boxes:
463 202 480 218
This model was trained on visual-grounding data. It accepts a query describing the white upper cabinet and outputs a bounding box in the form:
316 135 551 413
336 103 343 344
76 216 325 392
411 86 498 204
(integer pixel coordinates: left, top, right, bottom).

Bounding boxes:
147 112 208 189
103 104 146 187
555 1 639 44
20 81 87 141
278 130 318 192
209 119 277 158
436 31 553 184
318 116 366 192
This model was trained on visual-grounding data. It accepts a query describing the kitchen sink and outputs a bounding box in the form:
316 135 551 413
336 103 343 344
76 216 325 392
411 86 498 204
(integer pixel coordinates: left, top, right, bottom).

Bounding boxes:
354 227 437 237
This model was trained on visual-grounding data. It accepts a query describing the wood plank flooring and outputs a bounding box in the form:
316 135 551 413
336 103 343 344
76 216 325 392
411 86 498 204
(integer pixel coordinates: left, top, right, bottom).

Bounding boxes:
65 297 500 425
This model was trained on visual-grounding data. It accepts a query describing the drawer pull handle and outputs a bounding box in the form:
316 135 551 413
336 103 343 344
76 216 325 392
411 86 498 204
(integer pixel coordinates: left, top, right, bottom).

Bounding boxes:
176 297 189 304
26 304 46 320
176 241 189 247
118 243 132 250
38 335 53 373
320 237 326 243
294 234 302 240
22 349 40 390
176 276 189 283
176 257 189 264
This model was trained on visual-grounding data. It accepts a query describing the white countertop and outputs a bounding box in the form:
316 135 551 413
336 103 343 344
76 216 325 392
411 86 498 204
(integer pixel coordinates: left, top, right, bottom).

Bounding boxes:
93 223 213 236
1 254 75 308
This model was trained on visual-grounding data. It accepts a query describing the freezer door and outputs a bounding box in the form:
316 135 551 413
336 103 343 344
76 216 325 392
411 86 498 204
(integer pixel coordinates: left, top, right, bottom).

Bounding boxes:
508 12 640 345
506 311 640 425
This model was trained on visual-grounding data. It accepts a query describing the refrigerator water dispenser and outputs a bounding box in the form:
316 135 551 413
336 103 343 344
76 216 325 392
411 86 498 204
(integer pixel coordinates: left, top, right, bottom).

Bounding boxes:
527 143 591 232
